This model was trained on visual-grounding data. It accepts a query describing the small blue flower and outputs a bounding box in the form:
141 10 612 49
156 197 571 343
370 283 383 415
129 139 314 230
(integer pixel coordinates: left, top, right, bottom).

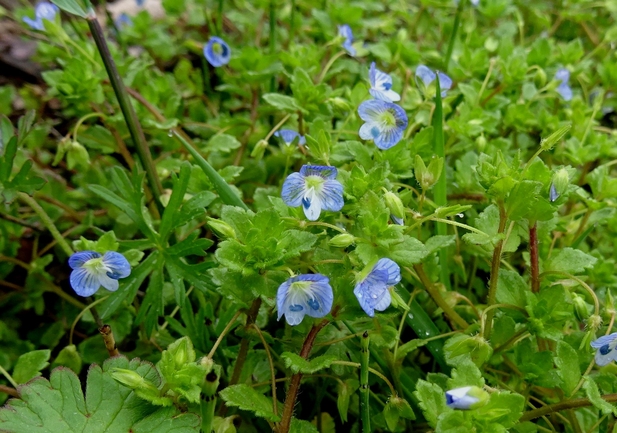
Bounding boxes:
338 24 356 56
446 386 488 410
354 258 401 317
358 99 408 150
555 68 573 101
23 1 59 31
136 0 145 5
274 129 306 146
282 165 344 221
68 251 131 297
549 183 559 202
391 214 404 225
591 333 617 366
115 13 133 30
204 36 231 67
369 62 400 103
277 274 334 325
415 65 453 97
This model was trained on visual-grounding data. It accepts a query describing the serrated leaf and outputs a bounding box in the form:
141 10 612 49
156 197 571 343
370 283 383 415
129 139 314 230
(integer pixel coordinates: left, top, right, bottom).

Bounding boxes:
281 352 337 374
263 93 307 114
12 350 51 384
545 248 597 274
207 134 241 153
0 357 200 432
414 380 449 428
554 341 580 396
583 376 617 416
219 384 280 422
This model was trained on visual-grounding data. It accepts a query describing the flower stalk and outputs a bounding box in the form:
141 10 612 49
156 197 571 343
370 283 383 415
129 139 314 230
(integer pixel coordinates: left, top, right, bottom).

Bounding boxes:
483 203 508 340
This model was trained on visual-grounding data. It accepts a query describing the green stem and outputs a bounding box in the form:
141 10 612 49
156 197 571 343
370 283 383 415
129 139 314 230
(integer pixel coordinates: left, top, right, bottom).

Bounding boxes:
520 394 617 422
360 331 370 433
483 203 507 340
172 131 248 210
289 0 296 42
69 295 110 346
540 271 600 315
86 17 163 209
217 0 224 34
201 366 220 433
269 0 276 93
0 365 18 389
18 192 73 257
228 298 262 386
433 77 451 291
318 51 346 83
444 0 465 71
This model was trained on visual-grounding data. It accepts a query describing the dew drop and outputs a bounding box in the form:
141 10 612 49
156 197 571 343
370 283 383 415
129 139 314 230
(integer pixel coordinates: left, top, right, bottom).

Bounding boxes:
168 130 173 137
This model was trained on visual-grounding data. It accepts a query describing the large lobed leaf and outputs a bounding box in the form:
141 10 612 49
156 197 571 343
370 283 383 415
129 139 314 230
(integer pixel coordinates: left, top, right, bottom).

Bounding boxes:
0 356 200 433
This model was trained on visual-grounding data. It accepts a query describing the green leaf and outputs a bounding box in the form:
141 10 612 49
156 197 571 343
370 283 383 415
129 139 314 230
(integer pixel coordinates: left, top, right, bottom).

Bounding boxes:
52 345 82 374
12 350 51 384
263 93 306 113
447 360 484 389
472 391 525 428
496 269 527 308
281 353 337 374
159 163 191 241
414 380 449 428
207 134 241 153
583 376 617 416
545 248 598 274
336 379 357 423
289 418 318 432
219 384 280 422
425 235 456 256
554 341 580 396
0 357 200 432
50 0 89 18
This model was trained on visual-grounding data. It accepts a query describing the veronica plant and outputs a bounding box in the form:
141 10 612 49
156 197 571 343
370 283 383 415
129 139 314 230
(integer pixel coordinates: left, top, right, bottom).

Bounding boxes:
276 274 334 325
281 165 344 220
68 251 131 297
204 36 231 67
22 1 59 31
358 99 408 150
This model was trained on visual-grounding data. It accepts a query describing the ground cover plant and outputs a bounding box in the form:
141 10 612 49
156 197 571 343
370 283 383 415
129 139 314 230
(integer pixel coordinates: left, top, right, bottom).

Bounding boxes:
0 0 617 431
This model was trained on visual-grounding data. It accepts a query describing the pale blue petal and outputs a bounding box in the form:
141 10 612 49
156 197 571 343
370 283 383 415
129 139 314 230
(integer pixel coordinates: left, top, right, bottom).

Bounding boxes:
204 36 231 67
319 179 344 212
595 349 616 367
102 252 131 279
275 129 302 145
282 172 307 207
415 65 436 86
69 251 101 269
555 68 570 83
373 289 391 312
446 387 477 410
23 16 43 31
369 62 377 87
557 83 572 101
370 88 400 103
359 122 378 140
437 72 453 96
590 333 617 348
374 126 404 150
549 183 559 202
373 258 401 286
354 269 389 317
99 275 119 292
277 274 333 325
302 188 322 221
391 214 404 225
300 165 338 180
358 99 388 122
70 267 101 297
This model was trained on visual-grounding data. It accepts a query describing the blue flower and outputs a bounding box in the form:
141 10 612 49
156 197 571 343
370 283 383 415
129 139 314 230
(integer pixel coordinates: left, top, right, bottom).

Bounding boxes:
591 333 617 366
415 65 453 97
549 183 559 202
274 129 306 146
555 68 573 101
68 251 131 297
358 99 408 150
338 24 356 56
136 0 145 5
391 215 404 225
204 37 231 67
369 62 400 103
354 258 401 317
115 13 133 30
446 386 488 410
23 1 59 31
277 274 334 325
282 165 344 221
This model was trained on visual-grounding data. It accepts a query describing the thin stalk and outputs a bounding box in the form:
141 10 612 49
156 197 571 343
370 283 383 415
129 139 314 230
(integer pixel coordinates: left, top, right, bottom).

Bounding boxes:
520 394 617 422
483 203 508 340
69 295 110 346
86 17 163 210
329 361 397 396
0 385 18 398
444 0 465 71
289 0 296 43
279 320 330 433
540 271 600 315
433 77 451 291
17 192 73 257
217 0 224 33
0 365 18 389
207 310 243 359
251 324 278 417
529 222 540 293
412 264 468 329
317 51 345 83
269 0 276 93
201 368 220 433
228 298 262 386
359 331 370 433
99 324 120 357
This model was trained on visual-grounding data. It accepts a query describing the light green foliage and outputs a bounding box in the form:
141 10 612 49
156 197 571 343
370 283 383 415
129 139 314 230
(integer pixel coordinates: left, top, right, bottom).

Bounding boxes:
219 384 281 422
0 356 200 432
12 350 50 384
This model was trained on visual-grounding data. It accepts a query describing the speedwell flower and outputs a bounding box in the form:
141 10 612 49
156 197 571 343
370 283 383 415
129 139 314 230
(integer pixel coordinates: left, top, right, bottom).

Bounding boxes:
445 386 489 410
23 1 59 31
415 65 453 97
282 165 344 221
358 99 408 150
369 62 400 103
555 68 573 101
115 13 133 30
277 274 333 325
591 333 617 366
274 129 306 146
354 258 401 317
338 24 356 56
204 36 231 67
68 251 131 297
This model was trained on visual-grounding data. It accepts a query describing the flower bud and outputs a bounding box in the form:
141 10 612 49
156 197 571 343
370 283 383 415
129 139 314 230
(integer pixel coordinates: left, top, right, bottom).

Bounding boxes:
111 368 147 389
534 68 547 88
445 386 489 410
384 192 405 222
250 139 269 160
551 168 569 199
328 233 355 248
207 218 237 239
67 141 90 169
476 135 487 152
587 314 603 332
573 294 590 321
329 97 352 112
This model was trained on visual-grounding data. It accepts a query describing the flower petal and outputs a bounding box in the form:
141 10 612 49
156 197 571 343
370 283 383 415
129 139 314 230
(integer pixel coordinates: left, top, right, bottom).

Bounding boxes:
282 172 307 207
374 127 404 150
590 333 617 348
277 274 333 325
319 179 344 212
99 274 120 292
557 83 573 101
275 129 302 145
204 36 231 67
373 258 401 286
415 65 436 86
300 165 338 180
555 68 570 82
302 187 322 221
437 72 453 96
70 267 101 297
372 289 392 312
354 269 389 317
102 252 131 279
359 122 378 140
358 99 388 122
68 251 101 269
